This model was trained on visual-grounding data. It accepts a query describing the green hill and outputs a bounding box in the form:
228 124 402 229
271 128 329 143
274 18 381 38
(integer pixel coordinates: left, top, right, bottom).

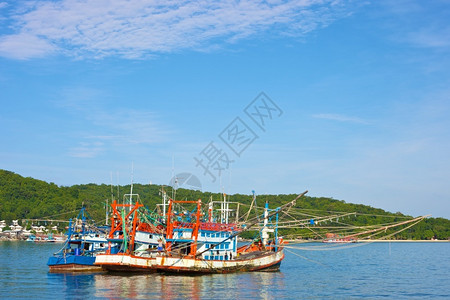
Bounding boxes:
0 169 449 240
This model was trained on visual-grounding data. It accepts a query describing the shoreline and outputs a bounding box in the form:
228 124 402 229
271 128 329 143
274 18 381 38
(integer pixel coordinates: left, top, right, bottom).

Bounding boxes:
285 239 449 243
358 239 449 243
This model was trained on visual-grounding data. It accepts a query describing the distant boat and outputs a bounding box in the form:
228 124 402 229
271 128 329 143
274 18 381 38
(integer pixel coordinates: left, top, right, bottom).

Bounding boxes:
322 238 357 243
47 207 110 272
323 233 356 243
26 234 36 242
34 233 65 243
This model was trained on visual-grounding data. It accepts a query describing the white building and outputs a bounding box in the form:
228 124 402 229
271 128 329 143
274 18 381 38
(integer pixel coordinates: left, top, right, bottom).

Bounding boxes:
10 220 23 232
0 220 6 232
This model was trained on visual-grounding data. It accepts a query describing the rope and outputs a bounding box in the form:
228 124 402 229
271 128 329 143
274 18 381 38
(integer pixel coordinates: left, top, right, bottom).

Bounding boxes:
284 241 373 251
284 248 328 266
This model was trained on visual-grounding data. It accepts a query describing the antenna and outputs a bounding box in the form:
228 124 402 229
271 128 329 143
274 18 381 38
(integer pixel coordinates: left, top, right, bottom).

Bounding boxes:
130 162 134 211
161 186 168 217
228 163 232 195
106 171 114 225
171 155 175 199
173 176 178 200
219 172 222 199
116 171 120 203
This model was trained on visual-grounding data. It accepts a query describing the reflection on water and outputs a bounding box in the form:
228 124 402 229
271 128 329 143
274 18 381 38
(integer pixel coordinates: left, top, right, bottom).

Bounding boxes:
1 242 449 299
47 271 287 299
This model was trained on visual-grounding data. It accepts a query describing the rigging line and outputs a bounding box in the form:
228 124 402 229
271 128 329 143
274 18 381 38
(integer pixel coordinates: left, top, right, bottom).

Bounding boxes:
284 248 328 267
291 218 423 237
363 228 391 240
279 212 356 224
53 238 70 256
32 209 80 219
287 207 413 219
307 212 411 221
360 221 418 240
165 243 193 252
281 240 311 245
353 212 413 219
276 220 359 228
304 225 324 239
286 210 324 220
23 219 70 223
280 210 303 221
286 218 426 248
344 215 428 239
334 219 414 231
195 191 308 258
284 241 374 251
375 219 425 240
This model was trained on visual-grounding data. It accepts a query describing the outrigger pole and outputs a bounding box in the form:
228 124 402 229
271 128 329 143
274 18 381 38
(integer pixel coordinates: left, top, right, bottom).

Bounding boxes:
195 191 308 258
345 214 431 240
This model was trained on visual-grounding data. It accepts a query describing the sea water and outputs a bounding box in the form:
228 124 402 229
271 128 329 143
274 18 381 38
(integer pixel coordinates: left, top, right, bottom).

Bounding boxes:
0 241 448 299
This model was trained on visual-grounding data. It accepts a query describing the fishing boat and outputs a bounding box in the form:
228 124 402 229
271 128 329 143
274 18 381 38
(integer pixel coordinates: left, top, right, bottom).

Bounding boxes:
96 192 307 274
323 233 356 243
94 182 166 272
33 233 65 243
94 199 165 272
47 207 110 272
26 234 36 242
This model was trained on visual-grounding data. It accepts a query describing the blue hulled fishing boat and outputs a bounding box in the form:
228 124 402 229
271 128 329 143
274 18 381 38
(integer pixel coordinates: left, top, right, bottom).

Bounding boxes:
47 207 109 272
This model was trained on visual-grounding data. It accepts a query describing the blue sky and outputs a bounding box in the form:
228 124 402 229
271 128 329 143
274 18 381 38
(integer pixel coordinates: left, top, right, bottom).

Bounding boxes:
0 0 449 218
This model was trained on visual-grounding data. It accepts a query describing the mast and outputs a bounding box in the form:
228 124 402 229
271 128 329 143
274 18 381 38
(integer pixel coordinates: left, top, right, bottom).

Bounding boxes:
162 187 168 217
261 201 273 246
244 190 258 223
224 193 229 224
105 198 108 226
208 196 213 222
195 191 308 257
117 171 120 205
106 172 113 226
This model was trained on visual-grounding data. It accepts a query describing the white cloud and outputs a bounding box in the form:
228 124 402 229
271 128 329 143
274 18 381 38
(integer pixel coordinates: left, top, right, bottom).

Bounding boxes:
88 109 169 145
0 0 355 59
68 141 104 158
312 113 368 124
67 109 170 158
57 86 171 158
0 33 55 59
408 27 450 48
379 0 450 50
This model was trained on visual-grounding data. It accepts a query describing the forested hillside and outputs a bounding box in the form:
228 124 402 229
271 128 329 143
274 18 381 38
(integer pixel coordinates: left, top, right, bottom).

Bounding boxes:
0 169 449 240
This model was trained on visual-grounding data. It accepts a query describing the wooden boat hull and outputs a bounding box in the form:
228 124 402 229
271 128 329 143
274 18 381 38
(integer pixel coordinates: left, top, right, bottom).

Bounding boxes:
95 249 284 274
95 253 157 273
48 255 103 272
156 250 284 274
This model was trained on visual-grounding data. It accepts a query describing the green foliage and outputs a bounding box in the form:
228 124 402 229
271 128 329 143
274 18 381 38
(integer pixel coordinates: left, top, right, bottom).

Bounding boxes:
0 169 449 240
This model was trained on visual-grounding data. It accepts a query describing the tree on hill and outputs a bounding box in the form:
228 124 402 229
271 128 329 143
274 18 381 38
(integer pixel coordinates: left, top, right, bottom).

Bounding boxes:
0 169 449 240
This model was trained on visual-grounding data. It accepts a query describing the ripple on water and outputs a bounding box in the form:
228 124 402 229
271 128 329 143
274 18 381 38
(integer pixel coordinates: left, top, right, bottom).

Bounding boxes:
0 241 449 299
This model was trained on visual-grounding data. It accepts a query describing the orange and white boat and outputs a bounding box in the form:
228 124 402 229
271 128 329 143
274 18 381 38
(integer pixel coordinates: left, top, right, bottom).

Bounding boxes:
96 192 307 274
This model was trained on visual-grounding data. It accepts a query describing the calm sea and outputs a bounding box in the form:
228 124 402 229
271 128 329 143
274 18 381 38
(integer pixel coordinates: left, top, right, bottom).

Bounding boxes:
0 241 448 299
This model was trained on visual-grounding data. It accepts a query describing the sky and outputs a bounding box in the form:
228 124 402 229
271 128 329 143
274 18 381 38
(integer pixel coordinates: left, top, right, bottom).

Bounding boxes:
0 0 449 218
